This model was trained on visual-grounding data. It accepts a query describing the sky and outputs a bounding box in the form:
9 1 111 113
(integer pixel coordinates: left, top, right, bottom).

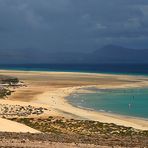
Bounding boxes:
0 0 148 54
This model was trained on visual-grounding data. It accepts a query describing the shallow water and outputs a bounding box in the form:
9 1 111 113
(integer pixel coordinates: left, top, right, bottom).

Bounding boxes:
68 88 148 118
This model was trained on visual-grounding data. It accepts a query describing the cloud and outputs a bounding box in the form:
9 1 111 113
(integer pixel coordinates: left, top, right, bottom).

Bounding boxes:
0 0 148 51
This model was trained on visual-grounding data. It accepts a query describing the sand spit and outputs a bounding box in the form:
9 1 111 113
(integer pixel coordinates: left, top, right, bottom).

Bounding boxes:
0 70 148 131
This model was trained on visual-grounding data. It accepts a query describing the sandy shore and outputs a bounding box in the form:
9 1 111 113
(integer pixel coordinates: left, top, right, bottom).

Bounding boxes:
0 70 148 131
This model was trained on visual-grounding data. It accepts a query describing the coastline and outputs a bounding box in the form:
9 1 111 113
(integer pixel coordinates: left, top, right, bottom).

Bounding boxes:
0 70 148 130
67 87 148 120
66 92 148 121
0 64 148 77
34 86 148 130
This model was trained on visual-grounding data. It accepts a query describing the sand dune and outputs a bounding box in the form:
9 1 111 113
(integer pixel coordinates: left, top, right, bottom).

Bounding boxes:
0 117 39 133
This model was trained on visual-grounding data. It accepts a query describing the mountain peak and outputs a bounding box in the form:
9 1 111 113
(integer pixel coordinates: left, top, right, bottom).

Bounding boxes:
91 44 148 63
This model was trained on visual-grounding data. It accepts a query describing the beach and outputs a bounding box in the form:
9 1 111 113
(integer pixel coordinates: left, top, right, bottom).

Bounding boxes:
0 70 148 131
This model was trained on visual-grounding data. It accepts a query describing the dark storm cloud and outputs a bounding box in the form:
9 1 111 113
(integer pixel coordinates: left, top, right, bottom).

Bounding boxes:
0 0 148 51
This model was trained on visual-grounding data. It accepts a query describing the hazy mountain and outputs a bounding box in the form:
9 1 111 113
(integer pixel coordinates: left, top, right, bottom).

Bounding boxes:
88 45 148 64
0 45 148 64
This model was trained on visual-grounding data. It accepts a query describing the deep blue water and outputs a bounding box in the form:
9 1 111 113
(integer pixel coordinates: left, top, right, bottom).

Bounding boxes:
0 64 148 75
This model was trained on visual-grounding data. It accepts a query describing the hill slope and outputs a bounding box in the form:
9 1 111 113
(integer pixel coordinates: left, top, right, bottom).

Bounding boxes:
89 45 148 64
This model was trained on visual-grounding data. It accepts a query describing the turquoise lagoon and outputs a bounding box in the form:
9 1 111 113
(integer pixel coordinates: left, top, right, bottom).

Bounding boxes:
68 88 148 119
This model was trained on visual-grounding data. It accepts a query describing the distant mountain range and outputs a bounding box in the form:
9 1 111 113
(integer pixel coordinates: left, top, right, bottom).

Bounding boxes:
0 45 148 64
88 45 148 64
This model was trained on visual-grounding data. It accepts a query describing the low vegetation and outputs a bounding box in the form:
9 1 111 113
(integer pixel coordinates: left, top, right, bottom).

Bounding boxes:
9 117 148 147
0 75 20 98
0 104 48 117
0 75 19 85
0 88 12 98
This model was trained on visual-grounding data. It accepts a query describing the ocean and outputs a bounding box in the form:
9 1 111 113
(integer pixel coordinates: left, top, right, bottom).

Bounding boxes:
0 63 148 75
0 63 148 118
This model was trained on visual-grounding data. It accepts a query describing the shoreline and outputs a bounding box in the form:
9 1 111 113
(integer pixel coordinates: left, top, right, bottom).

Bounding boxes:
66 87 148 121
0 69 148 78
34 86 148 130
0 70 148 131
0 66 148 77
67 95 148 122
